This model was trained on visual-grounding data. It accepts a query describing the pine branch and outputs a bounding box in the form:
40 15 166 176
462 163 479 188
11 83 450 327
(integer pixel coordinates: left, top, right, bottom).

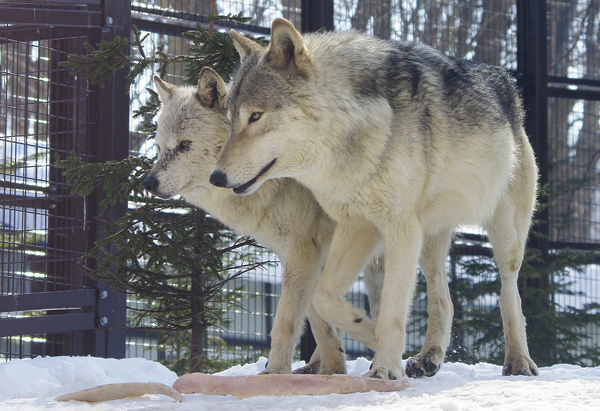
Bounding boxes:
58 12 270 374
59 26 196 89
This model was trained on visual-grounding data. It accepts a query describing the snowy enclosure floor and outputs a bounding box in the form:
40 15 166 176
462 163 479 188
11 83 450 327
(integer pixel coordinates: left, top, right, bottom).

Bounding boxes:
1 356 599 410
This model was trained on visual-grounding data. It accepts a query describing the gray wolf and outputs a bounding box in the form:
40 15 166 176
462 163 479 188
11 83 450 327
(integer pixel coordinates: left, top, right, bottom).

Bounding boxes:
210 18 539 379
141 69 383 375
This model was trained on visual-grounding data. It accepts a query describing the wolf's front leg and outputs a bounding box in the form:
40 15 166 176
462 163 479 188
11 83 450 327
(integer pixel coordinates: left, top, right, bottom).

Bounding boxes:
366 217 423 380
312 221 382 352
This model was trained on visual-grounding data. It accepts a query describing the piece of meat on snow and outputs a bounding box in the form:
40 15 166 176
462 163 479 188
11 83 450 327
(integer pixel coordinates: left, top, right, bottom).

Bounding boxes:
173 373 409 398
55 382 184 402
55 373 409 402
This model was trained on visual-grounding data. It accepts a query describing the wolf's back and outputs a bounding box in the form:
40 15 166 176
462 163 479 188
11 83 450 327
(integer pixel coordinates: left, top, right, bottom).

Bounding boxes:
301 32 524 137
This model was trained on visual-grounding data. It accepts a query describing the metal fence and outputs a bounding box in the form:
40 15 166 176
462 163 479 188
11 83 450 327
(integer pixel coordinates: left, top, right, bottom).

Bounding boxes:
2 0 600 369
1 1 130 360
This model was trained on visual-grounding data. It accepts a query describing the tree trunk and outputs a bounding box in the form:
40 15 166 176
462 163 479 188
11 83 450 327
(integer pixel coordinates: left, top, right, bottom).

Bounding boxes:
472 0 513 66
189 212 208 373
547 0 578 242
351 0 392 39
570 0 600 243
190 275 207 373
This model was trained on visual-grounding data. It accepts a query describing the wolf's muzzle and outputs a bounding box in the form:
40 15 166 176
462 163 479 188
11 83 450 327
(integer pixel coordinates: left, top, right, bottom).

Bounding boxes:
142 175 159 194
211 159 277 195
209 169 228 188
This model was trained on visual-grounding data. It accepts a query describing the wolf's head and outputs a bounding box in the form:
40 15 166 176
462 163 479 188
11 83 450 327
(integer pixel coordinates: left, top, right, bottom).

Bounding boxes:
142 68 229 199
210 18 320 195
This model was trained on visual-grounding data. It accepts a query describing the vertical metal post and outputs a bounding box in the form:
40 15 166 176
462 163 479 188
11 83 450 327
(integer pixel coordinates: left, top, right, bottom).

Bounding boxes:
518 0 549 196
299 319 317 363
96 286 127 358
264 282 273 349
517 0 549 246
88 0 132 359
301 0 334 32
517 0 552 364
298 0 333 364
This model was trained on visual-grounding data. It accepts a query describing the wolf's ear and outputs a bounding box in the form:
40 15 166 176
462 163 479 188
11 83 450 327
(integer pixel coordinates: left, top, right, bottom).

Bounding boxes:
266 18 311 75
153 75 175 102
229 30 263 61
197 67 227 110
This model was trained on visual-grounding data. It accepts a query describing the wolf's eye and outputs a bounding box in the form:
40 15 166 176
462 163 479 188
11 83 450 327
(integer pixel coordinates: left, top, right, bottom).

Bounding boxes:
249 112 262 124
179 140 191 150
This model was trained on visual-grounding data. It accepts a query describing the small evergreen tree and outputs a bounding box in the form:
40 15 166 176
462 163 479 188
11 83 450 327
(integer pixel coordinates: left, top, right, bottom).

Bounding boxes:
439 229 600 367
56 11 273 374
407 209 600 367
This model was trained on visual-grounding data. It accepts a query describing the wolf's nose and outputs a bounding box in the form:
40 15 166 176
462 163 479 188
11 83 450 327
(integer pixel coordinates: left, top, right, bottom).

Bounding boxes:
142 175 158 193
210 170 228 188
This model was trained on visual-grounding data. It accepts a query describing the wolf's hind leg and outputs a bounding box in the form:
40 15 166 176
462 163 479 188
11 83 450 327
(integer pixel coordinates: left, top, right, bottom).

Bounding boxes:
363 253 385 319
487 222 538 376
293 307 346 375
486 141 538 377
292 348 322 374
405 230 453 378
366 216 422 380
261 244 324 375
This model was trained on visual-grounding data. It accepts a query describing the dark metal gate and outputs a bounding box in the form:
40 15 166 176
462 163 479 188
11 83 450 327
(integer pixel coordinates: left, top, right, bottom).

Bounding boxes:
0 0 130 360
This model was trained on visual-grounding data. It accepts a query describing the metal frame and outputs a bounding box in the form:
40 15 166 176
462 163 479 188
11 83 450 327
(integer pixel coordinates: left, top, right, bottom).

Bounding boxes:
0 6 103 27
0 0 129 359
302 0 334 32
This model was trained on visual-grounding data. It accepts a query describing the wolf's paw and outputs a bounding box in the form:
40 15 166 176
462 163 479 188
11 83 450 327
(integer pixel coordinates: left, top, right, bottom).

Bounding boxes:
318 360 347 375
405 347 444 378
502 357 539 376
293 359 347 375
364 366 402 380
259 364 292 375
293 361 319 375
405 356 440 378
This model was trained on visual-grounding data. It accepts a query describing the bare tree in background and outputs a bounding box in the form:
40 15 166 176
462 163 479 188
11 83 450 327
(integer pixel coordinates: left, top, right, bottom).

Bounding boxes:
281 0 302 28
548 0 600 243
471 0 514 65
351 0 392 39
350 0 514 65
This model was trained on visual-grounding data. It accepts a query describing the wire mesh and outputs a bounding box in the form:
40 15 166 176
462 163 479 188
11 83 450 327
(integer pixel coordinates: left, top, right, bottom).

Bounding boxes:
548 0 600 80
334 0 518 69
0 24 96 360
131 0 301 31
549 96 600 244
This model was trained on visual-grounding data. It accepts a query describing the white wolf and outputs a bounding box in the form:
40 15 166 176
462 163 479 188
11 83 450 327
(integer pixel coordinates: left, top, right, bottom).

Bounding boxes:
141 69 383 375
211 18 539 379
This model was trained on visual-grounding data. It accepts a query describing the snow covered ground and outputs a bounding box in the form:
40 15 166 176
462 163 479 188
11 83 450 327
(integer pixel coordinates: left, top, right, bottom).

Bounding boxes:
1 356 599 410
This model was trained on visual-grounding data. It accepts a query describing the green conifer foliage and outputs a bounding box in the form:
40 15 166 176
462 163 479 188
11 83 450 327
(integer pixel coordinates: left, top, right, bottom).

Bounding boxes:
56 13 272 374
